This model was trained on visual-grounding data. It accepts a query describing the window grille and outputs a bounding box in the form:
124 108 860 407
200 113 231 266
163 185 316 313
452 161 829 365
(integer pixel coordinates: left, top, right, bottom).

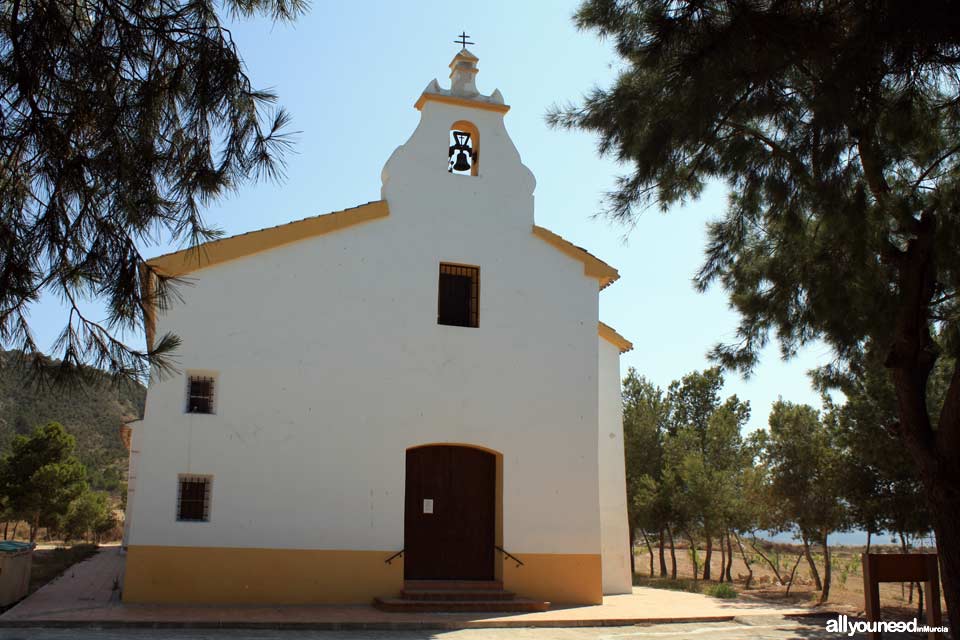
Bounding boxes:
176 475 212 522
438 263 479 328
187 376 215 414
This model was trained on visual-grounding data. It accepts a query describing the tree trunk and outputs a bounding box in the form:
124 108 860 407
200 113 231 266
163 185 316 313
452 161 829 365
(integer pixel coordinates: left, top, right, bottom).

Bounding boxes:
719 532 726 582
749 539 785 585
659 529 668 577
883 207 960 636
898 530 926 607
640 528 655 577
28 513 39 543
901 439 960 637
629 527 636 576
900 531 914 603
819 530 831 604
802 533 823 590
785 552 805 596
11 521 19 540
2 521 6 540
866 530 872 554
734 532 754 588
917 580 924 619
725 530 734 582
703 533 712 580
667 525 677 579
687 531 699 580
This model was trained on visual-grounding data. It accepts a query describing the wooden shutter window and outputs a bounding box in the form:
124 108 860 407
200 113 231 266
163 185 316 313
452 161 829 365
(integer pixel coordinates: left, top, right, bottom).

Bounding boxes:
187 376 215 414
438 264 479 328
177 475 212 522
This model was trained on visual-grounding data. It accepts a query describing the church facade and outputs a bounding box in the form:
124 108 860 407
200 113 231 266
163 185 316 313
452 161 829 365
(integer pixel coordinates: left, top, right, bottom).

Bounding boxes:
122 48 632 606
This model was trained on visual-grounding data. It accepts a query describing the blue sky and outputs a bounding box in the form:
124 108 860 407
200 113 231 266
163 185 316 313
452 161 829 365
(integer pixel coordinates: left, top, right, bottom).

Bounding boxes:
31 0 836 433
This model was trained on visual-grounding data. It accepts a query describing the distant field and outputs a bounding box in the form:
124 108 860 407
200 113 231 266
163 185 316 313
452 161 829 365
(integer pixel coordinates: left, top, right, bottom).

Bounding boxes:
634 540 945 617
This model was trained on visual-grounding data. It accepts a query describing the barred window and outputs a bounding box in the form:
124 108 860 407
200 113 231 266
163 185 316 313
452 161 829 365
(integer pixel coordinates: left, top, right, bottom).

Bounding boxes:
438 263 479 328
177 475 212 522
187 376 215 414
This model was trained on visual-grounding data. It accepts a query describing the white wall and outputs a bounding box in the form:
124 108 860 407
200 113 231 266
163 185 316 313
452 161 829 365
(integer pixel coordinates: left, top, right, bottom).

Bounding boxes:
130 94 603 557
598 338 632 594
122 423 142 548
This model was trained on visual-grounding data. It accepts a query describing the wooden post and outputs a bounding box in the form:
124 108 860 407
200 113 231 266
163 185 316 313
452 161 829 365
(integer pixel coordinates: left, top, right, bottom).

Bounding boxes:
862 553 882 640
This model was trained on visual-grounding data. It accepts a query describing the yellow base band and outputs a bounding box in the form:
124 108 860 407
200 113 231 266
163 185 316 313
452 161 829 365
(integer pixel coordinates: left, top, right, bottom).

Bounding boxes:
123 546 403 604
503 553 603 605
124 546 601 606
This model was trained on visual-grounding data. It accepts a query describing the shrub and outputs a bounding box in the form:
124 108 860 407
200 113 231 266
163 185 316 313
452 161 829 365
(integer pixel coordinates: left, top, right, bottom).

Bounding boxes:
706 583 738 599
633 575 703 594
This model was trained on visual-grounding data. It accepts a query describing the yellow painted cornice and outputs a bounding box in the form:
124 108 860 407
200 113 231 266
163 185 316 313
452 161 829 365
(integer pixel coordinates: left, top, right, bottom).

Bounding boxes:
148 201 390 278
531 225 619 290
140 201 389 351
598 321 633 354
414 93 510 114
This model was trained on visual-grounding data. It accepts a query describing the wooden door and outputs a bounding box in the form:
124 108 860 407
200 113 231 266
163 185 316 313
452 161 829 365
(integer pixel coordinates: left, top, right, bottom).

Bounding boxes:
404 445 495 580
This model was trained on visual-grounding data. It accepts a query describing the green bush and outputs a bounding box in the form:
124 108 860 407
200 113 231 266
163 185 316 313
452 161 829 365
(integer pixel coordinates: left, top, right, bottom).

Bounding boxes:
633 575 702 593
61 490 113 542
706 583 738 599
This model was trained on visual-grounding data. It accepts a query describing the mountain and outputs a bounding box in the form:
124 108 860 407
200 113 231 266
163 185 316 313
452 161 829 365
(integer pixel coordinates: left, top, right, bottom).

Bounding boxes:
0 350 146 492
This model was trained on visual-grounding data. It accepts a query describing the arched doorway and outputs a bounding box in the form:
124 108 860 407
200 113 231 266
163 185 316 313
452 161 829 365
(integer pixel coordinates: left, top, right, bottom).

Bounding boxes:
404 445 496 580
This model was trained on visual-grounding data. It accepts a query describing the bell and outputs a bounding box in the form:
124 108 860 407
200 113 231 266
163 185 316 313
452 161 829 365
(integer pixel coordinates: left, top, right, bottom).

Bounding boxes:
452 151 471 172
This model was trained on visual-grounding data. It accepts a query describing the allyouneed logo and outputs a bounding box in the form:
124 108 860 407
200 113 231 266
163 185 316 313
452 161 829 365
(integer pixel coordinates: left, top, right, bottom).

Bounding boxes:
826 614 949 636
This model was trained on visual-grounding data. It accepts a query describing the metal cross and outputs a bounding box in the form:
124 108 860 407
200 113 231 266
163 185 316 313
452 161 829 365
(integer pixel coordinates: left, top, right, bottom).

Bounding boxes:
455 32 474 48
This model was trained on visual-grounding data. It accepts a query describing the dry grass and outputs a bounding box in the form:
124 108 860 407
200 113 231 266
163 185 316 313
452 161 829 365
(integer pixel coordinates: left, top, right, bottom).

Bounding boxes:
633 540 946 618
1 521 123 545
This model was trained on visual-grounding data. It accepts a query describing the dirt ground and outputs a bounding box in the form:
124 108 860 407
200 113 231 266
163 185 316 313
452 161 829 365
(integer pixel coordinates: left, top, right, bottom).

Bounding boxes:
633 540 947 619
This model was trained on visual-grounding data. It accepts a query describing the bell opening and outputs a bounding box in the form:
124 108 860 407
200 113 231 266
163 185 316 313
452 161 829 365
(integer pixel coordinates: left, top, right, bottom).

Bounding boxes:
448 129 476 175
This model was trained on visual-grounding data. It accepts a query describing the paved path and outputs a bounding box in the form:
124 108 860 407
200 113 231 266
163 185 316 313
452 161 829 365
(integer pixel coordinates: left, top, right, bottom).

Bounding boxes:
5 544 124 619
2 547 838 629
0 616 940 639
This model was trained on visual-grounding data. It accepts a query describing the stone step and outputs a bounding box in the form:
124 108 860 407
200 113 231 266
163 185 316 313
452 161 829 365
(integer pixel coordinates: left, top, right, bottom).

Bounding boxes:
372 597 550 613
400 588 516 601
403 579 503 591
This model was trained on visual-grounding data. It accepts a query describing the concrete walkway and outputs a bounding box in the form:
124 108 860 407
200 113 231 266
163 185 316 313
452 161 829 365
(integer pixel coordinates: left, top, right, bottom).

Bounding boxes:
0 547 837 629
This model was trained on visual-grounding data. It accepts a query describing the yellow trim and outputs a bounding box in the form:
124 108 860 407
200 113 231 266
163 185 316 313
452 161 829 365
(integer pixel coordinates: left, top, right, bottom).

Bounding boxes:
415 93 510 114
503 553 603 605
123 546 402 604
450 50 479 64
147 200 390 278
598 321 633 353
138 263 157 351
532 225 619 290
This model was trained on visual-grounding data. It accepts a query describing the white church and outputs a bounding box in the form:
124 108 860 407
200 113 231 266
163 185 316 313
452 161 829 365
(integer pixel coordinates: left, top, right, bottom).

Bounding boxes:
121 46 632 609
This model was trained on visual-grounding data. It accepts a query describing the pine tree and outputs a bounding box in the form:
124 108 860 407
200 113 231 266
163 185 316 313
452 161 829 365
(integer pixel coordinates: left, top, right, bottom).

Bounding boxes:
765 400 846 603
551 0 960 624
0 422 87 541
1 0 304 383
621 369 669 576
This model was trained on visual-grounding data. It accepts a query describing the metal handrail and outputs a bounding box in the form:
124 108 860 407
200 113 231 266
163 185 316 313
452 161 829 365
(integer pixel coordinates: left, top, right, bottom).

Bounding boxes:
495 545 524 568
385 549 404 565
